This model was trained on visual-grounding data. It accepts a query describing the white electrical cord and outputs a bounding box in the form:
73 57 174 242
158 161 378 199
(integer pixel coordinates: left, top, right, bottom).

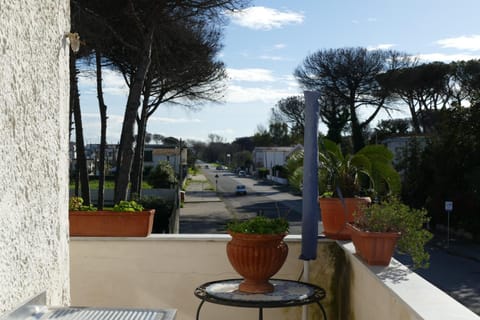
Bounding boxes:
302 261 309 320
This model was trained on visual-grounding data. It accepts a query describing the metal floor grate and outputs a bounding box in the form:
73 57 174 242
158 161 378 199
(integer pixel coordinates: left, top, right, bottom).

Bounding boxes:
44 308 168 320
1 293 176 320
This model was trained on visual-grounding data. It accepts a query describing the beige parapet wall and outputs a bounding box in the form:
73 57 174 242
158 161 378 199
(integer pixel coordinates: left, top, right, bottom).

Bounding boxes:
70 235 307 320
70 235 478 320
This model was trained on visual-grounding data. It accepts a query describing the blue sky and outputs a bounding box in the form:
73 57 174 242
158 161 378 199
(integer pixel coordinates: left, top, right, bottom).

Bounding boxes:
78 0 480 144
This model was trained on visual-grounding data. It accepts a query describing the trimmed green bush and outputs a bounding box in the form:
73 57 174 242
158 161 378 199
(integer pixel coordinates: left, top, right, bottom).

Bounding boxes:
227 216 289 234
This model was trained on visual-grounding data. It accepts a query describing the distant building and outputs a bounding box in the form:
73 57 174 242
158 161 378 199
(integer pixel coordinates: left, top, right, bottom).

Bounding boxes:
381 135 428 165
72 144 119 175
252 145 303 180
144 144 187 179
84 144 119 164
71 144 187 178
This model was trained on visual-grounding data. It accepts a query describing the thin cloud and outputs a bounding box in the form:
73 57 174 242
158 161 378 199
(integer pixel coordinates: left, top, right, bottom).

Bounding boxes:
279 75 301 91
227 68 275 82
257 43 289 61
416 52 480 62
367 44 396 51
211 128 235 135
148 117 202 124
78 69 128 96
436 35 480 51
259 55 288 61
226 84 297 104
352 18 377 24
229 6 304 30
82 113 101 118
82 113 124 123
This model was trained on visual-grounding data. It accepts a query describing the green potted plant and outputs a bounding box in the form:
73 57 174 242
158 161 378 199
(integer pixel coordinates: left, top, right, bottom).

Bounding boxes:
287 138 401 239
136 196 175 233
69 196 97 211
347 197 432 268
226 216 289 293
69 197 155 237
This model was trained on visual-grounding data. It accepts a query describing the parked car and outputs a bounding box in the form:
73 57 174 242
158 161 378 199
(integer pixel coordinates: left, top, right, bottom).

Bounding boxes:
235 185 247 195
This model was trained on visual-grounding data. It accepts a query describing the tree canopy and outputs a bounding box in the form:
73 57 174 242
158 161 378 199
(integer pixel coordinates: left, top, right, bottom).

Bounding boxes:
72 0 250 202
295 47 411 151
271 96 306 140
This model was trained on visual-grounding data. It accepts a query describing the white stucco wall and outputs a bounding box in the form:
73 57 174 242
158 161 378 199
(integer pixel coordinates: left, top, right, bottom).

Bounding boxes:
0 0 70 311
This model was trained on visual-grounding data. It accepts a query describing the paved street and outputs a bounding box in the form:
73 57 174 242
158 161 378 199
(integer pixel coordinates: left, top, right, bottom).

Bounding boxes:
396 236 480 315
180 167 309 234
179 173 232 233
180 169 480 315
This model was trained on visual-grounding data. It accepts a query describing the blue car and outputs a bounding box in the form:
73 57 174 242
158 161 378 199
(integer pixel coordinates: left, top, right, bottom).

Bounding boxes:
235 185 247 195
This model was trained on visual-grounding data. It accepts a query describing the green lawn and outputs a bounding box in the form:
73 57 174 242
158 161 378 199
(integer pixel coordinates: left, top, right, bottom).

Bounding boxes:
69 179 152 189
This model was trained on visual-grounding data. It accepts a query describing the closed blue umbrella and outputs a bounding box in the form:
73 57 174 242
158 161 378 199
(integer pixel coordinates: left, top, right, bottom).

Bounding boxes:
300 91 321 261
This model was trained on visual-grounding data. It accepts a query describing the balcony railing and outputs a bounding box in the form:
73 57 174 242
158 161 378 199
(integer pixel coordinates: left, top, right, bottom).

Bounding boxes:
70 235 477 320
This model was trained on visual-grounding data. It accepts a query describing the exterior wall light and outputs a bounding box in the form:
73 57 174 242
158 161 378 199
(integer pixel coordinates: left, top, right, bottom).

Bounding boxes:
65 32 81 53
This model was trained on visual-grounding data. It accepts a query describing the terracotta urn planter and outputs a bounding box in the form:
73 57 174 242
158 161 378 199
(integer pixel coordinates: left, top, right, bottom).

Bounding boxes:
318 197 370 240
226 232 288 293
346 223 400 266
69 209 155 237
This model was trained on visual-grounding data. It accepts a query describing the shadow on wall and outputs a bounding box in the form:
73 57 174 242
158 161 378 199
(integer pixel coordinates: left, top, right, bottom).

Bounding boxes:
310 242 351 320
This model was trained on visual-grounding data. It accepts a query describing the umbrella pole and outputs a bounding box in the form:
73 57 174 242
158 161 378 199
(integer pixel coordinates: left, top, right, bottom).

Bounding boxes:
302 261 309 320
301 90 320 320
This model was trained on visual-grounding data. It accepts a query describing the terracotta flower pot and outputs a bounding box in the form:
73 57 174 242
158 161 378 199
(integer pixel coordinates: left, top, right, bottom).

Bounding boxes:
318 197 370 240
347 223 400 266
69 210 155 237
226 232 288 293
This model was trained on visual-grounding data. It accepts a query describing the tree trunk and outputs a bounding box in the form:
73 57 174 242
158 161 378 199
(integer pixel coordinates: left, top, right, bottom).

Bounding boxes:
326 126 343 145
114 31 154 203
131 73 153 197
74 165 79 196
69 84 74 143
70 53 90 204
96 50 108 210
70 56 77 195
350 103 365 152
409 98 422 134
131 103 149 197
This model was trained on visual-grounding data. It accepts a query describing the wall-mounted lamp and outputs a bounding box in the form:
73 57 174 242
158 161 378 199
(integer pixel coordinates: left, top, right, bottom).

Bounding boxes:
65 32 80 53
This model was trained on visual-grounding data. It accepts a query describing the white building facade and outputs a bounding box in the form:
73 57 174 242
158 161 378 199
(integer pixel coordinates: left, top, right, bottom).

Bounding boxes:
252 145 303 173
144 145 187 178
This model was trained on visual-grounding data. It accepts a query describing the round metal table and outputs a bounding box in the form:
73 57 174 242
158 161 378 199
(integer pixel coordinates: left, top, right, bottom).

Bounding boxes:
194 279 327 320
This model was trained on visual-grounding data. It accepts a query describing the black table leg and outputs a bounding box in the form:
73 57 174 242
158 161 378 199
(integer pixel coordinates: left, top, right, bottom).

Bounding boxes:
259 307 263 320
317 302 327 320
196 300 205 320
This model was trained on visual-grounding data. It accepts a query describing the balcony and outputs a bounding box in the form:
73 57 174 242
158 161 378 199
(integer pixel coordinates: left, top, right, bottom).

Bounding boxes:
70 235 477 320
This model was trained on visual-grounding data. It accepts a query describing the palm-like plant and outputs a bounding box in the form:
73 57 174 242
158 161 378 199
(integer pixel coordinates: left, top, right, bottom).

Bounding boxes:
285 149 305 192
287 138 400 198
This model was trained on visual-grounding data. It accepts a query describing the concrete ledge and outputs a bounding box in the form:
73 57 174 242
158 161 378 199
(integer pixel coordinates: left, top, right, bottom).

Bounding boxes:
342 242 479 320
69 234 305 242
